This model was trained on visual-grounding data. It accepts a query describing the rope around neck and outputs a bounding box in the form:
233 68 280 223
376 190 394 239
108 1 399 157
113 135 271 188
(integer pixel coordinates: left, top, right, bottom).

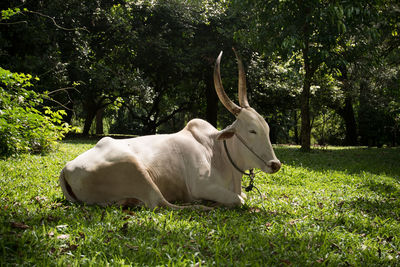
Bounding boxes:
223 139 262 195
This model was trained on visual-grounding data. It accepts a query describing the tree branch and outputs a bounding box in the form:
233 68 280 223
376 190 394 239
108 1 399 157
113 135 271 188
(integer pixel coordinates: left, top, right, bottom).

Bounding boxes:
47 87 80 95
43 97 73 111
155 103 190 128
0 21 27 25
26 10 89 33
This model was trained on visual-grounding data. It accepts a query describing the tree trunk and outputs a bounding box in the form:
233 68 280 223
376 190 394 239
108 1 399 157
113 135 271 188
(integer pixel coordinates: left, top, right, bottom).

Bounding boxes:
340 96 358 145
300 45 312 151
82 108 97 136
206 72 218 127
336 66 358 146
144 121 157 135
293 110 299 144
65 102 74 124
300 77 311 151
358 79 375 146
96 107 105 135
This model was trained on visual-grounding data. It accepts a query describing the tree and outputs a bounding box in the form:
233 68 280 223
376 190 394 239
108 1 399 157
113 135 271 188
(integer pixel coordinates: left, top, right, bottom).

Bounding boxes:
233 0 364 150
108 0 242 134
0 67 70 156
2 0 397 144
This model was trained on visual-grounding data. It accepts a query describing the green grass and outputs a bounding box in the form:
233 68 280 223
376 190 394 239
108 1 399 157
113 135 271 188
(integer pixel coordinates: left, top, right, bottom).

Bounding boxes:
1 140 399 266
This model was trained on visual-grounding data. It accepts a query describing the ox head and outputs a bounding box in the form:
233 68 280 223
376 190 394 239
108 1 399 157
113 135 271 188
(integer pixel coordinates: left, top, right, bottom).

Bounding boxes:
214 50 281 174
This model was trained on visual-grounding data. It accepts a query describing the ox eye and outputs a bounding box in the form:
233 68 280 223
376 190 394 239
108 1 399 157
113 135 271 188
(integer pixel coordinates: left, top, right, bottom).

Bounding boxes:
249 130 257 134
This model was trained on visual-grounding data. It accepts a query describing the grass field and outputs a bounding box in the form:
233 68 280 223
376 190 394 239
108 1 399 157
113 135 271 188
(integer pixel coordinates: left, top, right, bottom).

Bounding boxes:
1 140 399 266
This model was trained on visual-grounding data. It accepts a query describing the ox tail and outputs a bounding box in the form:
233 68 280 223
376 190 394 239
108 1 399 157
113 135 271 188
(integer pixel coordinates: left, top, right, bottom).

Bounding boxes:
59 168 79 203
159 199 213 211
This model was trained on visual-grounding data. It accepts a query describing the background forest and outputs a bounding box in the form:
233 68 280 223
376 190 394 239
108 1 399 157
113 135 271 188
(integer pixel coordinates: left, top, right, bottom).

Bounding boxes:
1 0 399 154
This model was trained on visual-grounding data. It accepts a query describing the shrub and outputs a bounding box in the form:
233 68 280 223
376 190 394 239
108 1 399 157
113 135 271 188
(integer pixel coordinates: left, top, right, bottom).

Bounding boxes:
0 67 70 156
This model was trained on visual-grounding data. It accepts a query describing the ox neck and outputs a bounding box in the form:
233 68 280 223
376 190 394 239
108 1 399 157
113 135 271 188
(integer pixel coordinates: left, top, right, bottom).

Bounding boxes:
222 136 253 173
222 138 259 193
223 140 247 175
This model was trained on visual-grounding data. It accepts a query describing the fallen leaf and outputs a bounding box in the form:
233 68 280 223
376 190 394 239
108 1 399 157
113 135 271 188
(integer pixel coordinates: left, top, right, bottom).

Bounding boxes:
48 231 54 237
50 202 63 209
11 222 30 229
331 243 340 249
62 244 78 252
57 234 70 240
269 210 278 216
121 222 129 232
78 232 85 240
125 244 139 250
34 196 48 203
280 259 292 266
46 215 57 222
123 210 136 216
265 222 272 228
249 207 261 213
316 258 325 263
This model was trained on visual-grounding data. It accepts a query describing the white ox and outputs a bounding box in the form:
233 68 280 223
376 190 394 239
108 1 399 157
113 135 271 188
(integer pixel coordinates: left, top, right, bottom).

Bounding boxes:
59 51 281 209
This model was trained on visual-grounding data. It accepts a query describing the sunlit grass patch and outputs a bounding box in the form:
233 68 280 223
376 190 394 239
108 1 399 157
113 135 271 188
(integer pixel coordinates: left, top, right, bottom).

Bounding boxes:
1 142 399 265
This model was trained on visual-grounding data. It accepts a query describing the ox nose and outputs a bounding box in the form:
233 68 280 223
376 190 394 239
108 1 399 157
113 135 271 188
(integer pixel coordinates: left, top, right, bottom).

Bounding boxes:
269 160 282 173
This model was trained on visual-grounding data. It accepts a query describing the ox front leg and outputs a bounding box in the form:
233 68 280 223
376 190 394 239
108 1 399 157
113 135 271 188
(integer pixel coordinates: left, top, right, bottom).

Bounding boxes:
195 184 245 207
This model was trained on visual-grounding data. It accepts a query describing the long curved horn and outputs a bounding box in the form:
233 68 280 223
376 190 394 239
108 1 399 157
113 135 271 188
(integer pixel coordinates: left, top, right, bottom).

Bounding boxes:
214 51 241 116
233 48 249 108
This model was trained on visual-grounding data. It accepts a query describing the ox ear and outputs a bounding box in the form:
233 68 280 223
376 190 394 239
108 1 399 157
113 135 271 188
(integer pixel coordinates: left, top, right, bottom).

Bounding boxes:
217 125 236 140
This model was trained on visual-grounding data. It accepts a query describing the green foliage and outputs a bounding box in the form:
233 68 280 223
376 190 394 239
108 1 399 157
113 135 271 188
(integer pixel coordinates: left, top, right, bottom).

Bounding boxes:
0 1 399 146
0 7 25 20
0 141 399 265
233 0 400 147
0 67 71 156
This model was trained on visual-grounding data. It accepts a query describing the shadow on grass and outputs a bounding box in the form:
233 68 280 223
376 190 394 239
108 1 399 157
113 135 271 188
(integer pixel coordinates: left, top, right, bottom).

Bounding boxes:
2 196 398 265
1 200 294 265
346 197 400 221
3 142 399 265
275 146 400 180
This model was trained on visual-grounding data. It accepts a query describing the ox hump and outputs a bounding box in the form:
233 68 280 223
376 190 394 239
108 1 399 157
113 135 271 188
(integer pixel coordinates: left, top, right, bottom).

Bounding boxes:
183 119 218 146
185 119 217 135
92 136 133 163
95 136 114 148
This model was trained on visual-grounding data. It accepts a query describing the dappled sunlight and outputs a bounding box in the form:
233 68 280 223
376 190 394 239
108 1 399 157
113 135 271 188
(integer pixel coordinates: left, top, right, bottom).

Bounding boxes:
1 142 399 265
1 0 398 264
